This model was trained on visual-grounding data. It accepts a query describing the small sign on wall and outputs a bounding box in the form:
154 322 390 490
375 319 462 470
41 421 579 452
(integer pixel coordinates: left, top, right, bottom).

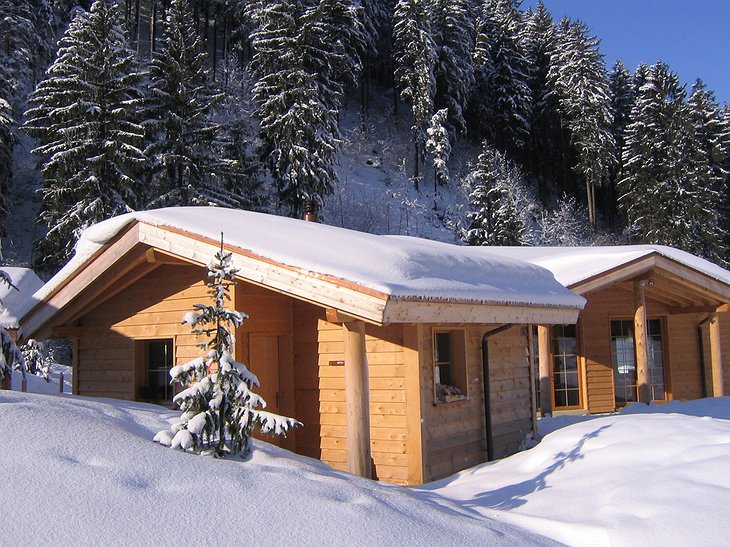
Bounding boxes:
329 360 345 366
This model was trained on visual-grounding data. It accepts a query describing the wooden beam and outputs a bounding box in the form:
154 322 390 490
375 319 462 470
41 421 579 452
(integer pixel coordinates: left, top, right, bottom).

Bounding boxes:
634 281 651 403
343 320 371 478
383 301 581 326
403 324 424 485
527 325 538 433
537 325 552 416
709 313 724 397
669 305 727 315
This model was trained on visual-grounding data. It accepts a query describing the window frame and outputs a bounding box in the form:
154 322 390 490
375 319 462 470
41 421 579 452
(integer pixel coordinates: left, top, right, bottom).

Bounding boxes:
610 317 669 406
432 329 468 404
550 324 583 410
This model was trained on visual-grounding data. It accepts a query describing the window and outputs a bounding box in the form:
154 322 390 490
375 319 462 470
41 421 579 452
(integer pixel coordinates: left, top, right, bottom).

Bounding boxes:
433 330 467 403
551 324 581 408
143 339 174 404
611 319 666 405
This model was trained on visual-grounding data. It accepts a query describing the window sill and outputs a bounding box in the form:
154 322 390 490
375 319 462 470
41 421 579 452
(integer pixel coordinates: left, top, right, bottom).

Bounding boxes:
433 395 469 406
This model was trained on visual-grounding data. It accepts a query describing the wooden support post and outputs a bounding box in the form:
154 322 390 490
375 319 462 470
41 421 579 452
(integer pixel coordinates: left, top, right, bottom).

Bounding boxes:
527 325 538 434
634 281 651 403
709 313 724 397
537 325 552 416
343 320 371 479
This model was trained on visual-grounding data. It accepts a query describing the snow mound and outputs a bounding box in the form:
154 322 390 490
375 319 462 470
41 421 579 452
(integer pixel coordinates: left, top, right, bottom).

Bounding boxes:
422 398 730 546
0 392 553 546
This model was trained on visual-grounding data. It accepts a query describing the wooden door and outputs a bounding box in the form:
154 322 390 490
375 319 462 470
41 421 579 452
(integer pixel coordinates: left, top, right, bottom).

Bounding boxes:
248 334 281 415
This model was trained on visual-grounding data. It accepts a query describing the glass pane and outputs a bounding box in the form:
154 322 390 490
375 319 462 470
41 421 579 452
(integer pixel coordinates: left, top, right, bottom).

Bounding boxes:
567 390 580 406
566 372 579 389
555 391 567 408
434 333 451 363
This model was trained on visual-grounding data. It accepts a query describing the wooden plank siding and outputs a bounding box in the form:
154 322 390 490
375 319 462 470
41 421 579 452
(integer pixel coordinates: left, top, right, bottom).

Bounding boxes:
418 324 533 482
312 318 412 484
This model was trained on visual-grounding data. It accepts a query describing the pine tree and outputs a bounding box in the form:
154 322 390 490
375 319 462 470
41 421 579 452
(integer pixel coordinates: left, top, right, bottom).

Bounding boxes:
619 62 724 261
154 237 301 457
607 60 635 227
23 0 146 272
0 91 12 237
393 0 436 186
521 0 561 204
464 144 525 246
142 0 232 208
0 270 25 389
431 0 475 138
548 19 615 229
472 0 531 156
248 0 363 216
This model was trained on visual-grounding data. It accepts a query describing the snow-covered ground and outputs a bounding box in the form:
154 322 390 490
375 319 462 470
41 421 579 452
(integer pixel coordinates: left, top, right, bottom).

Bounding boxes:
2 390 729 546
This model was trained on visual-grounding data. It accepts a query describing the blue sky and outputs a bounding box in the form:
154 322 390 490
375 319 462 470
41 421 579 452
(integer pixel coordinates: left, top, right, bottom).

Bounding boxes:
522 0 730 105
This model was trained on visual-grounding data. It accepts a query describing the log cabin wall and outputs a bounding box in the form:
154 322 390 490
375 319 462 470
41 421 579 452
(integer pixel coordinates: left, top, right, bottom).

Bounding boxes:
720 315 730 390
486 325 534 459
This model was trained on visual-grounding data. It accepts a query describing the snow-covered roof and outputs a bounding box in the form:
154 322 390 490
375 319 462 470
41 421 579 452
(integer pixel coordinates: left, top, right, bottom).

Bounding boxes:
31 207 584 325
483 245 730 290
0 267 44 329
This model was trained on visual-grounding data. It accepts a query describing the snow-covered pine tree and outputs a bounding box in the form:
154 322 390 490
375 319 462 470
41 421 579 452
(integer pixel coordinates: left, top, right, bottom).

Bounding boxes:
464 144 525 246
548 19 615 229
606 60 635 227
521 0 561 204
20 339 51 381
430 0 475 138
619 62 724 261
141 0 233 209
0 90 11 237
249 0 362 217
155 236 301 457
23 0 146 272
393 0 436 186
425 108 451 188
473 0 531 157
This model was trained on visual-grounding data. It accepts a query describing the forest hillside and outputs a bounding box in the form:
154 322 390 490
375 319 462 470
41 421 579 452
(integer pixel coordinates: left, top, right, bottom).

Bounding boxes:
2 0 729 277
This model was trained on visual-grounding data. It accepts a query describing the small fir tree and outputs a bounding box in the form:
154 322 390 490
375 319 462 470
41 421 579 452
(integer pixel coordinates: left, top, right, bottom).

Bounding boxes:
155 237 301 457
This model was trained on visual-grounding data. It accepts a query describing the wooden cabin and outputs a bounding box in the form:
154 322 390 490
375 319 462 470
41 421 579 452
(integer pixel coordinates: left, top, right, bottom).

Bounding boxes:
19 207 583 485
488 246 730 415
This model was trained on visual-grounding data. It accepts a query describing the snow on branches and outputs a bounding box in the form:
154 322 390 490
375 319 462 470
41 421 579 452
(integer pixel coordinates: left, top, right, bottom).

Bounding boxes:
155 235 301 457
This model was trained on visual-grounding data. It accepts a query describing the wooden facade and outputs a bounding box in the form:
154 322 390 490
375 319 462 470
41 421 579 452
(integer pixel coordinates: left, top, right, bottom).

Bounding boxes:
19 214 583 485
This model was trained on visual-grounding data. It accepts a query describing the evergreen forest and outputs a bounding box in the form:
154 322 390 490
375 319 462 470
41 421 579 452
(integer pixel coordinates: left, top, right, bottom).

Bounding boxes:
3 0 730 276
